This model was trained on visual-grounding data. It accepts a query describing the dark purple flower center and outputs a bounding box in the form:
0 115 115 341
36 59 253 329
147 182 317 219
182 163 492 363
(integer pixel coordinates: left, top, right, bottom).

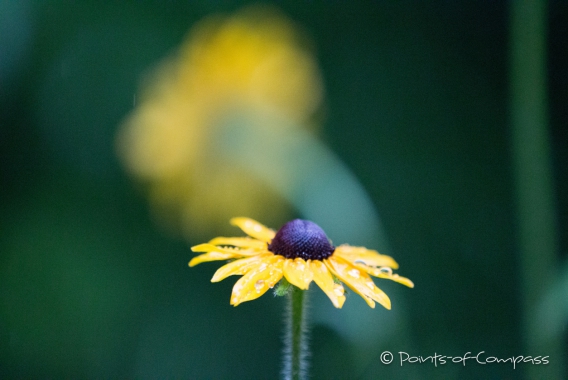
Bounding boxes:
268 219 335 260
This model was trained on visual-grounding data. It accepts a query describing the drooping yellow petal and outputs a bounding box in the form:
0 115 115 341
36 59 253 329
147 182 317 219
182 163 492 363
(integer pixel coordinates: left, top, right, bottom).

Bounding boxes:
230 217 276 243
310 260 346 308
355 265 415 288
283 258 313 290
231 256 284 306
208 237 267 250
334 245 399 269
189 251 237 267
211 254 273 282
325 256 391 310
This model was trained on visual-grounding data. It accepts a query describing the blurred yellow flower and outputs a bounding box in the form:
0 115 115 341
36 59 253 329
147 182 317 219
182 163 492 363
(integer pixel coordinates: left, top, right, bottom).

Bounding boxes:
116 7 323 237
190 218 414 308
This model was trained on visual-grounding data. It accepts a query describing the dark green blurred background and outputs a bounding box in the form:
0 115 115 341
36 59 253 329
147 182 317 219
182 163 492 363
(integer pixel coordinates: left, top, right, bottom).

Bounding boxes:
1 1 566 379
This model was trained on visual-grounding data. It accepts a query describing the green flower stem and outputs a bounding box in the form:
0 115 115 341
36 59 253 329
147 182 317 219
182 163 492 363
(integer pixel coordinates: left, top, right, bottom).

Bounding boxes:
510 0 561 379
283 288 308 380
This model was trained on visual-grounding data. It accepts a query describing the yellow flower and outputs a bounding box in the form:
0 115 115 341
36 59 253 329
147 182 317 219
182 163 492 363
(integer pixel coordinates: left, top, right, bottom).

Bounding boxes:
190 218 414 309
116 7 323 237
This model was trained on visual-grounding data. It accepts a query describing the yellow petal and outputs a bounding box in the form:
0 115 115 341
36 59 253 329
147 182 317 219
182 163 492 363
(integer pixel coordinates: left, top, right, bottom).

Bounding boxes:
356 265 414 288
283 258 313 290
191 243 217 252
191 243 257 256
310 260 346 308
231 256 284 306
211 254 273 282
334 245 399 269
230 217 276 243
189 243 258 266
192 243 240 254
189 251 238 267
325 256 391 310
208 237 267 250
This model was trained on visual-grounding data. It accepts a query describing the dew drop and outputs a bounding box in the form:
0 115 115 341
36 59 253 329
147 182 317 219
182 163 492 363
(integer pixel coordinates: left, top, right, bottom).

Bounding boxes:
366 281 375 290
333 286 344 296
255 280 265 293
380 267 393 275
348 269 360 278
259 263 268 271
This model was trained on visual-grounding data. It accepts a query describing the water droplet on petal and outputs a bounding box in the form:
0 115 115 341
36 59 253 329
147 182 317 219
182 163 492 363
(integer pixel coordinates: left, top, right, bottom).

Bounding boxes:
259 263 268 271
366 281 375 290
255 280 265 293
380 267 393 275
333 285 344 296
348 269 360 278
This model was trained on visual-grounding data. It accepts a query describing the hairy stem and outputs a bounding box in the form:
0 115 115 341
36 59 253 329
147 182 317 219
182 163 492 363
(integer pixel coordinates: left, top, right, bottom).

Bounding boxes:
282 288 309 380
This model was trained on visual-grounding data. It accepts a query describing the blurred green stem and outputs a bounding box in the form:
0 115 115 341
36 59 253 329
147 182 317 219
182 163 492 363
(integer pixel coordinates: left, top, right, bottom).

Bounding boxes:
510 0 562 378
283 289 308 380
